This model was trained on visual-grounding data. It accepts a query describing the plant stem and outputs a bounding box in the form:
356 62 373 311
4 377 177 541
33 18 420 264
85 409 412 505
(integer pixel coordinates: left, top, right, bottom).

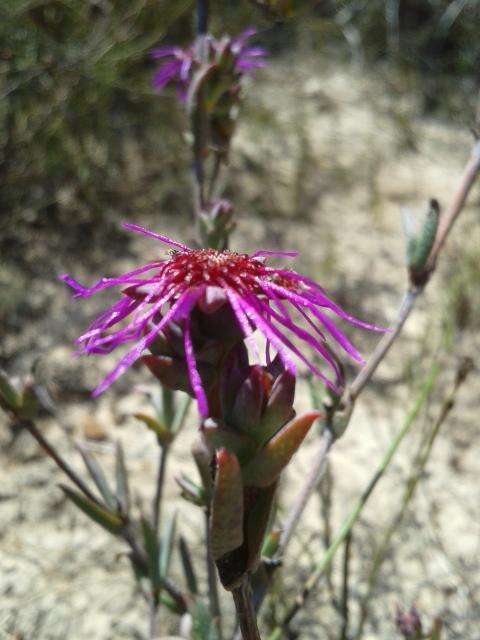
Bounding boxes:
197 0 209 35
152 445 168 537
348 288 419 402
272 361 440 634
354 357 473 639
278 426 334 556
18 418 188 616
148 597 158 640
206 509 223 638
427 137 480 269
264 135 480 599
340 531 353 640
232 578 262 640
20 418 99 504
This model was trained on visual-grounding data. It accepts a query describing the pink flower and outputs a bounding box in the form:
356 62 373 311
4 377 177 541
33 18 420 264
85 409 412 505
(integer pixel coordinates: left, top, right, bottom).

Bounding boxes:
60 223 384 416
151 28 267 99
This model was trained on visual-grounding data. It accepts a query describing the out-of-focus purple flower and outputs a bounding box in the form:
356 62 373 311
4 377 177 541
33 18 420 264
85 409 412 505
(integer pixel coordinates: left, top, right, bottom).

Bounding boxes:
60 223 384 416
151 28 267 99
396 605 423 639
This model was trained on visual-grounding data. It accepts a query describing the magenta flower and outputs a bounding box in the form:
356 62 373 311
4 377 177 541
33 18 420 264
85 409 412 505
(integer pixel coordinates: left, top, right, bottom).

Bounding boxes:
60 224 384 416
151 28 267 98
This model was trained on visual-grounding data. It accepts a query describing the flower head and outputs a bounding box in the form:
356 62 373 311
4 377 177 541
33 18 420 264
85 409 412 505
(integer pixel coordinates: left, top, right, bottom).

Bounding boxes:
395 605 423 639
60 223 383 416
151 28 267 99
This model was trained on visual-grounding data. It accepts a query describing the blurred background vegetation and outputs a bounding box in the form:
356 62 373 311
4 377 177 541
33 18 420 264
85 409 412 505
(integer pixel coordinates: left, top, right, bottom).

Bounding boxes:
1 6 479 637
1 0 479 235
1 0 479 364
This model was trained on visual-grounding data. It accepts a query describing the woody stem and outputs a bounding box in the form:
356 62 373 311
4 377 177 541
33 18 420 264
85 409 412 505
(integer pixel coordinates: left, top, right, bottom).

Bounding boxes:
232 578 262 640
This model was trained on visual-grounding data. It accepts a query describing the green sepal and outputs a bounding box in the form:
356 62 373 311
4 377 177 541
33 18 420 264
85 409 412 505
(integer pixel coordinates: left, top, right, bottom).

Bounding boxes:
210 449 244 560
60 484 123 535
242 411 320 488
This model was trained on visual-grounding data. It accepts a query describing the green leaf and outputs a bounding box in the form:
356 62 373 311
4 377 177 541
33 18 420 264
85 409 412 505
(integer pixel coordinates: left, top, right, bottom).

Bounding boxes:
245 482 278 571
261 529 281 559
159 510 177 580
410 199 440 273
60 484 123 535
115 441 130 515
160 590 186 615
77 445 117 510
140 517 160 591
191 601 221 640
242 411 320 488
133 412 175 447
18 383 39 420
178 536 198 595
0 369 21 411
171 393 191 434
202 420 255 463
160 386 175 428
176 473 206 506
210 449 244 560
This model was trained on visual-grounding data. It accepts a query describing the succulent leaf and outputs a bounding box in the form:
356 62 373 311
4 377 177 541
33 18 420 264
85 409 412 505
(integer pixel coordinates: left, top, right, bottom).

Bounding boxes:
210 449 244 560
133 412 175 446
242 411 320 487
60 484 123 535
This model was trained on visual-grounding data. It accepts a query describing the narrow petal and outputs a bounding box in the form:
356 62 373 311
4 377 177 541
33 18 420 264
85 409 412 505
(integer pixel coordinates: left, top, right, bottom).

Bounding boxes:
59 262 164 298
150 46 181 59
240 293 339 392
254 295 343 381
233 292 298 377
224 286 260 360
92 289 202 396
122 223 190 251
250 250 298 259
151 59 183 90
183 316 209 417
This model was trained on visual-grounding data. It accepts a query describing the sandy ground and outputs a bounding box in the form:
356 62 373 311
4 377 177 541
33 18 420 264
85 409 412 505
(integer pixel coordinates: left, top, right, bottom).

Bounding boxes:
1 55 479 639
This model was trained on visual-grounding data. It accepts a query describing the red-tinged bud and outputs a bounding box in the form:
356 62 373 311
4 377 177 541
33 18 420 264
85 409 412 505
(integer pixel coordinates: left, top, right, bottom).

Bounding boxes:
230 366 270 436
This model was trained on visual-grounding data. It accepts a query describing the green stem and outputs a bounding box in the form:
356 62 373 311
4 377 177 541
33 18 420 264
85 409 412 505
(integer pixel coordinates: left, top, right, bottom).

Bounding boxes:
152 445 168 537
354 358 472 639
340 531 352 640
271 361 441 635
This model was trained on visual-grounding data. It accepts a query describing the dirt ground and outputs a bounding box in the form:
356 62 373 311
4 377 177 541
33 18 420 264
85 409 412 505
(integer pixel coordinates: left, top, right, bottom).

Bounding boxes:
1 55 479 639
